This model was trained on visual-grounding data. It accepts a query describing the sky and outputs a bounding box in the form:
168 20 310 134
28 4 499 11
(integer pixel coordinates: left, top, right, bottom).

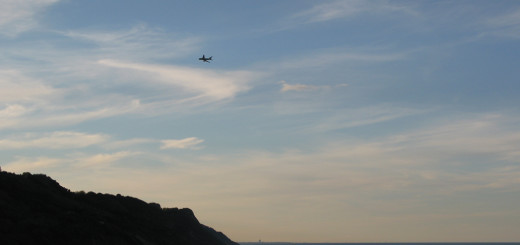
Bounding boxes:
1 0 520 242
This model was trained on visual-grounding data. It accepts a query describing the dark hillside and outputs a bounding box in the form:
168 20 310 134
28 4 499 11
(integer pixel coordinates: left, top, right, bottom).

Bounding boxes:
0 171 238 245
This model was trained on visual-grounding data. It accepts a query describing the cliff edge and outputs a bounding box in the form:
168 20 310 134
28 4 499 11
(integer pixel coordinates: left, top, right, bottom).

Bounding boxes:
0 171 238 245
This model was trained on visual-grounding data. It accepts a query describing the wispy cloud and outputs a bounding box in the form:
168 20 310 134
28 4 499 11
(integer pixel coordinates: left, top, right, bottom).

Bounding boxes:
0 0 59 36
4 151 140 172
0 104 33 129
0 131 109 149
63 24 202 61
280 80 320 92
283 0 419 29
310 105 423 132
0 130 208 151
291 1 364 24
388 114 520 164
275 49 408 70
0 69 55 104
279 80 347 93
104 138 157 150
98 59 254 104
4 156 66 173
0 97 141 130
161 137 204 150
75 151 140 168
480 7 520 39
0 104 30 118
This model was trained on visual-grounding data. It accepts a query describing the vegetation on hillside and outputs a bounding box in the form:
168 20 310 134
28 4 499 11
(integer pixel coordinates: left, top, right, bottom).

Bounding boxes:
0 171 237 245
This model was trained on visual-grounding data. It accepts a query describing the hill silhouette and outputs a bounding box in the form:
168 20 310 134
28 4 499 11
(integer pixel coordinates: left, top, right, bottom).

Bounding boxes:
0 171 238 245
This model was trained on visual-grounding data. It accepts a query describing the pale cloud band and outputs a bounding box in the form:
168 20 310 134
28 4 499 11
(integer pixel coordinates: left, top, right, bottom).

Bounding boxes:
161 137 204 150
0 131 204 151
285 0 418 28
63 24 202 60
280 80 319 92
0 0 60 35
279 80 347 92
98 59 254 103
0 131 109 149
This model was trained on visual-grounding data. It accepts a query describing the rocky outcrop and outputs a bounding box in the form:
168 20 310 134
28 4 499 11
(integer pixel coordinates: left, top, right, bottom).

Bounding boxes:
0 171 238 245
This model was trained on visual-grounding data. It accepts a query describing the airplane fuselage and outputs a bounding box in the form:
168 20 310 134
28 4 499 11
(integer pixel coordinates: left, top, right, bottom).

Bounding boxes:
199 55 212 63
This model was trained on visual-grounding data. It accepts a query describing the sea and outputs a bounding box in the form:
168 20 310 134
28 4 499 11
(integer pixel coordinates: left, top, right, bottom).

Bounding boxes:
240 243 520 245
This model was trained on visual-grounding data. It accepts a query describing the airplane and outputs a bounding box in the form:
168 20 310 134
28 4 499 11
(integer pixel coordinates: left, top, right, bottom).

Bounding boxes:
199 54 212 63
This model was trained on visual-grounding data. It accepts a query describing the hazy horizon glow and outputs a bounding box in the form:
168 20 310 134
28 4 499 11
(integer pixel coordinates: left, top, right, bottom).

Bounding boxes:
1 0 520 243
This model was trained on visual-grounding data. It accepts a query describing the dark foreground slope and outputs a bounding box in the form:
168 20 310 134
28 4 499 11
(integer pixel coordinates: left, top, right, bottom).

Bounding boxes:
0 171 238 245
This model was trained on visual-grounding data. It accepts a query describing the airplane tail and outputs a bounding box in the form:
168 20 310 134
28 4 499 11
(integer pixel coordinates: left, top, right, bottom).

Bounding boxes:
209 56 212 60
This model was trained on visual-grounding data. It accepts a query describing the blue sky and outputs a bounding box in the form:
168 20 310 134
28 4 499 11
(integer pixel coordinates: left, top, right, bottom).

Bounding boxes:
2 0 520 242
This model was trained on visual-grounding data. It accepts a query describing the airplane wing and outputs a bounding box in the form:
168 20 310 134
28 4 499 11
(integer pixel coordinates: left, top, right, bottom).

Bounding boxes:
199 54 211 62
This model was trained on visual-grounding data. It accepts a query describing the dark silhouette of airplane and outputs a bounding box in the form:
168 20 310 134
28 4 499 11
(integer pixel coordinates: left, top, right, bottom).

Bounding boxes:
199 54 212 63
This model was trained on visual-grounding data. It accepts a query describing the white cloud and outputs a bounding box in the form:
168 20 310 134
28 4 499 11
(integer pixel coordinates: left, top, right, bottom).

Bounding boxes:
0 104 30 118
0 69 56 103
34 99 142 127
75 151 139 168
310 105 423 132
275 49 407 71
63 24 202 60
0 131 109 149
104 138 156 149
279 80 320 92
481 8 520 39
3 151 140 173
291 1 364 24
387 114 520 163
0 0 59 36
287 0 418 26
279 81 346 93
98 59 254 104
161 137 204 150
3 156 65 173
0 99 141 130
0 131 179 151
485 8 520 28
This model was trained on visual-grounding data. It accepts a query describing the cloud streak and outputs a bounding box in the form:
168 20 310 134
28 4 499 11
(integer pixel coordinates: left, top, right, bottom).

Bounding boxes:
279 80 320 92
98 59 254 104
75 151 140 168
274 49 408 70
310 105 423 132
0 69 55 104
480 7 520 39
0 131 109 149
161 137 204 150
279 80 348 93
63 24 202 60
0 131 207 152
0 0 59 36
283 0 419 28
